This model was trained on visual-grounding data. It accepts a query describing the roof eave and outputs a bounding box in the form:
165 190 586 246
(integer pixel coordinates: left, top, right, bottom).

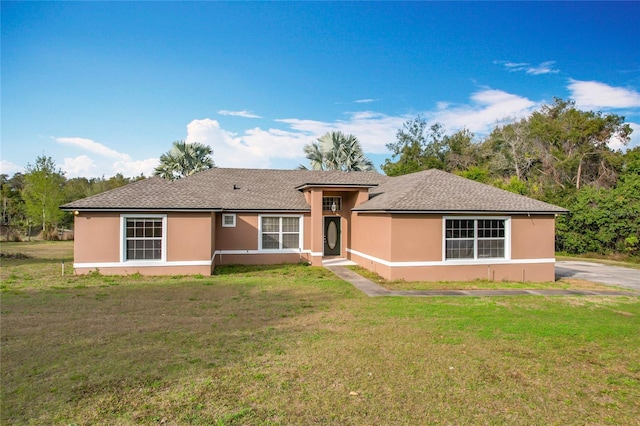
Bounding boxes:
352 209 569 215
295 183 379 191
60 207 224 213
218 208 311 213
61 207 312 213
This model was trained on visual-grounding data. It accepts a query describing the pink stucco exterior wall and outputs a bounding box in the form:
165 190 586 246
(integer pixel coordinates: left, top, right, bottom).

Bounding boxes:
74 212 121 263
71 199 557 282
349 213 557 282
166 212 214 262
213 212 312 266
73 211 214 275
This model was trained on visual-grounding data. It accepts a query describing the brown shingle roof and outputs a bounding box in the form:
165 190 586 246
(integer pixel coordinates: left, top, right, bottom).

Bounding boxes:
61 168 566 214
61 168 388 211
354 169 567 213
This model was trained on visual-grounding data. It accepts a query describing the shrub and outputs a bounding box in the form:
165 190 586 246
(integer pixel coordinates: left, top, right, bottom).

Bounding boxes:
4 229 22 242
40 228 60 241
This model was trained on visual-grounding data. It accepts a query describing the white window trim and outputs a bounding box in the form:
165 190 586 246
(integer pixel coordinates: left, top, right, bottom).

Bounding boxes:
442 216 511 263
120 214 168 264
258 214 304 252
222 213 236 228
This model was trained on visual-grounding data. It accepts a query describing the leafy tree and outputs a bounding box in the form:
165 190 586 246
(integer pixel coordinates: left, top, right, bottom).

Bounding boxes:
299 131 374 171
382 118 447 176
527 98 630 189
443 128 478 172
63 173 138 204
154 141 214 180
382 117 478 176
1 173 25 228
22 156 66 237
484 119 541 181
556 173 640 256
380 99 638 258
455 166 490 183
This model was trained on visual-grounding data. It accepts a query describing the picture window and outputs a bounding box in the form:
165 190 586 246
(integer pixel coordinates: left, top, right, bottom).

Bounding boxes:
445 218 506 260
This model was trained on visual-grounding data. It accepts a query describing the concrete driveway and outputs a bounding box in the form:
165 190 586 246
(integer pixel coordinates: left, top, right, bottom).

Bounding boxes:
556 261 640 292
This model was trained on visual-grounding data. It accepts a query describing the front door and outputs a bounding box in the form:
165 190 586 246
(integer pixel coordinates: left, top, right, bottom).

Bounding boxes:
324 216 341 256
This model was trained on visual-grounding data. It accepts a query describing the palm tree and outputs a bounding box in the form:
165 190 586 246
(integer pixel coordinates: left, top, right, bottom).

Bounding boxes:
299 131 375 172
154 140 214 180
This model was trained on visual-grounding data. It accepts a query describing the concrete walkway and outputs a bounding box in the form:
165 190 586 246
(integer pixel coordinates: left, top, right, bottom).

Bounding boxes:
324 265 639 298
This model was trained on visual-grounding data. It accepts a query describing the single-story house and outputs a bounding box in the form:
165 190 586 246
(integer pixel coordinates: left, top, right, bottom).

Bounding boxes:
61 168 568 282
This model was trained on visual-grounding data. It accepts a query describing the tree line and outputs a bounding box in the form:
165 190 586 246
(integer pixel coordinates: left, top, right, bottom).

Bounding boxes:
0 159 144 241
3 97 638 259
379 98 639 258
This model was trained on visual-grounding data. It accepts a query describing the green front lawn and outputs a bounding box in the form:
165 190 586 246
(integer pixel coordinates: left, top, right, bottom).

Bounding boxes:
1 243 639 424
347 265 626 292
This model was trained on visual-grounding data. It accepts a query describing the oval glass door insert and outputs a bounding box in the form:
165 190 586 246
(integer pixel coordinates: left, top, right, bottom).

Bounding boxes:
327 221 338 250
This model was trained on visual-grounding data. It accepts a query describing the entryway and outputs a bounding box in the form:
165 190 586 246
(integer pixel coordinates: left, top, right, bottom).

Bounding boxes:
323 216 341 256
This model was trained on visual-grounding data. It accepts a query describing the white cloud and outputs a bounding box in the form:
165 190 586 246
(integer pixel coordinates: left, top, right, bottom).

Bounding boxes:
55 137 129 160
526 61 559 75
241 128 311 161
568 79 640 109
55 136 158 177
63 155 96 177
217 110 262 118
113 157 159 177
276 118 332 135
427 89 537 134
497 60 559 75
332 112 406 153
195 89 541 167
278 113 405 154
354 99 378 104
0 160 23 175
185 118 310 168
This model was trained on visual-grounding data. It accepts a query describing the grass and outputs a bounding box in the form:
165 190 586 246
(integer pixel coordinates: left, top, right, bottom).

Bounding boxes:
1 240 74 260
1 242 640 424
347 265 625 292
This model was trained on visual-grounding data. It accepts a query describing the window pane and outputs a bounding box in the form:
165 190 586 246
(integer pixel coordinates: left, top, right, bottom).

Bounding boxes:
446 219 474 239
282 233 300 249
262 217 279 233
478 240 504 258
282 217 299 232
262 233 280 249
153 223 163 237
460 220 474 238
144 223 153 237
445 239 474 259
478 219 504 238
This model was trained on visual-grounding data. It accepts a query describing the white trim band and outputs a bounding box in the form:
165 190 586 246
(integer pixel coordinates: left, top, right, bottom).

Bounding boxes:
74 260 212 269
347 248 555 268
214 249 313 256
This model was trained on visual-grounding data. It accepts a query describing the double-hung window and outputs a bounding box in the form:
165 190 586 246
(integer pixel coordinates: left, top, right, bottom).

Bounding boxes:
444 218 508 260
260 216 302 250
122 215 166 262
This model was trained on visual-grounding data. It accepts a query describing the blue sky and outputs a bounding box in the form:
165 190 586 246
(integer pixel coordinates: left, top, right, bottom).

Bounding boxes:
2 1 640 178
